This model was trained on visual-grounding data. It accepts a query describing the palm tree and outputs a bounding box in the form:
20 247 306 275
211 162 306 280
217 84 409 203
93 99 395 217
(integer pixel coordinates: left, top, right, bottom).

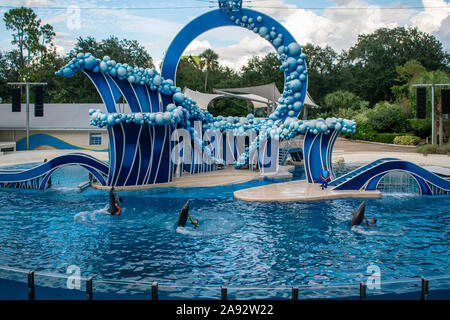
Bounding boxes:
199 49 219 92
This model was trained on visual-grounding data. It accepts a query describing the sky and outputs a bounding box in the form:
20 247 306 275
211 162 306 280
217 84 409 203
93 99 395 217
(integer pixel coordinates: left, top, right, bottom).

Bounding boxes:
0 0 449 71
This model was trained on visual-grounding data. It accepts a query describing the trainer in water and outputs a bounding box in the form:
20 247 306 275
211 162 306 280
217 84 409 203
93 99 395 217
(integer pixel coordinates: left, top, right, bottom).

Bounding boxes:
177 200 199 228
108 186 122 216
364 217 377 228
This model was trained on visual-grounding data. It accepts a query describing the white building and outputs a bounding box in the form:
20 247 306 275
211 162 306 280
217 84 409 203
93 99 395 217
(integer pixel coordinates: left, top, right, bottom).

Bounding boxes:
0 103 109 152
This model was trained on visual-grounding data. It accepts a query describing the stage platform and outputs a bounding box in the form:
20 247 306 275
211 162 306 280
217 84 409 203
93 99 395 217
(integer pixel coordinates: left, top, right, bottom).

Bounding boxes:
234 179 381 202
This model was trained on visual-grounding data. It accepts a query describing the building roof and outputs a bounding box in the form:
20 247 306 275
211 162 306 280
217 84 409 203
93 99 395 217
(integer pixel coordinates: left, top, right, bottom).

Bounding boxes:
0 103 107 130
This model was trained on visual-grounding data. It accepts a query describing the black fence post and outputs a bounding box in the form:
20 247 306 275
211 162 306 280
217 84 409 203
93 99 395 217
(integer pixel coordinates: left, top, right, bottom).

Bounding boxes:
27 271 35 300
86 277 93 301
292 287 299 300
360 282 366 300
152 282 158 300
421 277 429 300
221 286 227 300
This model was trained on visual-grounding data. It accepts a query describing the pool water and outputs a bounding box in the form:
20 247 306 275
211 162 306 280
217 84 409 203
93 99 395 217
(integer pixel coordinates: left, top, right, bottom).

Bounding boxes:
0 164 448 299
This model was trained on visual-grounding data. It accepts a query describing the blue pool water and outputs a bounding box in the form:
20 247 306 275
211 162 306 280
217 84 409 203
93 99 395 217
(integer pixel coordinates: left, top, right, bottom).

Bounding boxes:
0 163 449 299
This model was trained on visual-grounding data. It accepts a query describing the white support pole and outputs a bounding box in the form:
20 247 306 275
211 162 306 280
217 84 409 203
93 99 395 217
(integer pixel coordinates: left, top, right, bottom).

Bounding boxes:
431 85 435 145
26 83 30 151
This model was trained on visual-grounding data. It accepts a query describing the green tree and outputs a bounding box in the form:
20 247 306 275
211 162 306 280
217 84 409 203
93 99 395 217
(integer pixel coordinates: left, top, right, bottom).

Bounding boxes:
3 7 55 80
368 101 411 133
348 27 450 105
0 51 21 101
324 90 363 117
208 97 249 117
240 52 283 92
211 66 242 89
199 49 219 92
391 60 427 102
58 36 155 103
176 57 205 92
71 36 154 68
302 43 357 107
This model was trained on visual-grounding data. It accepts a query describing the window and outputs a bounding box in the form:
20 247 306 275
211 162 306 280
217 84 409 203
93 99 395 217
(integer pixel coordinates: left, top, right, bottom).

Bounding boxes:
89 132 102 146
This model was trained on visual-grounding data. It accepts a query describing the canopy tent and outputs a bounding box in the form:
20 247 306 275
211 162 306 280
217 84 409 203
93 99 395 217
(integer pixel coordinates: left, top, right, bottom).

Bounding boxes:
216 83 281 102
215 83 320 109
183 83 320 117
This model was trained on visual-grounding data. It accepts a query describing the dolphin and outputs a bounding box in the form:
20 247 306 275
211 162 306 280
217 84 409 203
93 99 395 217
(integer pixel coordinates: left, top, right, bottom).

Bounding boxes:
177 200 190 227
350 201 366 227
108 187 120 215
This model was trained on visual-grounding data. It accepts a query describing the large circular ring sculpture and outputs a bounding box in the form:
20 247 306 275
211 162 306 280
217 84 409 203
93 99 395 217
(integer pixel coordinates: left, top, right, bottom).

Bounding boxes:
161 8 308 121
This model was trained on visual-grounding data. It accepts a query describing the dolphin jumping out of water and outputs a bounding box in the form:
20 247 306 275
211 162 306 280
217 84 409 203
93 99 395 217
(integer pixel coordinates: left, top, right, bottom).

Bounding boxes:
108 187 122 215
350 201 366 227
177 200 190 227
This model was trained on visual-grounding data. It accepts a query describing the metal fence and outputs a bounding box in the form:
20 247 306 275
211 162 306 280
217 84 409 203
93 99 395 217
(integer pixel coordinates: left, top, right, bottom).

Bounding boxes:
0 266 449 300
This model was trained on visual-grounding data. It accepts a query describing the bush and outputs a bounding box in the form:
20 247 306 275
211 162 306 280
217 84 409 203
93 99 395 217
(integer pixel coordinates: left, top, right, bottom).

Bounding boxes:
368 101 411 133
393 135 420 145
373 133 404 144
417 144 450 155
349 121 377 141
408 118 431 138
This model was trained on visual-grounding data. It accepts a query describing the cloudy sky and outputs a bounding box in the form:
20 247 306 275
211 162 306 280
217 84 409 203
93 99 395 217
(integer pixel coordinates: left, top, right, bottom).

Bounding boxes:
0 0 449 71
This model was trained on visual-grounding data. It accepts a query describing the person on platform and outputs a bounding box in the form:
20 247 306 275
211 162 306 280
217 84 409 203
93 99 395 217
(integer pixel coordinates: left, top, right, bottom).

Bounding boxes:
321 165 331 190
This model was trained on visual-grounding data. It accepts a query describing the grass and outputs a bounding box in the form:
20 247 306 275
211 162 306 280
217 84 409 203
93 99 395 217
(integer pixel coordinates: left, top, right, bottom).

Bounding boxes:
416 144 450 155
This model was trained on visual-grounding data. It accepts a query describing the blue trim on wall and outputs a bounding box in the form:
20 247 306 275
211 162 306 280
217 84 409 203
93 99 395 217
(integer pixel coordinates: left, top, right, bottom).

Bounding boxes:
16 134 108 152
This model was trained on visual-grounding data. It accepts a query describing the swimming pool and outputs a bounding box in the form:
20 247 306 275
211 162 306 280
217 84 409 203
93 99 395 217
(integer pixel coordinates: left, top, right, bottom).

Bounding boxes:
0 164 448 299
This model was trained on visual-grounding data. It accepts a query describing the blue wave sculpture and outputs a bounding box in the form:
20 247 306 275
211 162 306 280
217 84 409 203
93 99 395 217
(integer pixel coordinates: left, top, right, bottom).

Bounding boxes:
0 153 108 189
331 159 450 195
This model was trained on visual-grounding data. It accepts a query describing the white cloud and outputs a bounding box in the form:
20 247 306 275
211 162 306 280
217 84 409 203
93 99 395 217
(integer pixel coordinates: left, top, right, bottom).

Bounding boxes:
282 0 410 51
143 41 163 52
411 0 450 34
2 0 448 70
184 39 212 56
215 36 273 70
183 34 275 70
53 31 75 56
2 0 55 6
249 0 297 20
79 7 183 38
216 0 450 65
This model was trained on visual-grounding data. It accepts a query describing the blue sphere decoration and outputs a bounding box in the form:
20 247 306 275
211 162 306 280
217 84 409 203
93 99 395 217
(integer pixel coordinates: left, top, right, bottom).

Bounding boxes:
259 26 268 37
288 42 301 56
117 67 126 77
273 37 283 47
290 79 302 92
173 92 185 103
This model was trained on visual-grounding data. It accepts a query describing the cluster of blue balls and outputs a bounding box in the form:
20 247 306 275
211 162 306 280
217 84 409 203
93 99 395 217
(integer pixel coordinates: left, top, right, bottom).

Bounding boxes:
233 117 356 168
57 53 184 96
89 105 187 127
228 14 307 120
58 48 356 168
